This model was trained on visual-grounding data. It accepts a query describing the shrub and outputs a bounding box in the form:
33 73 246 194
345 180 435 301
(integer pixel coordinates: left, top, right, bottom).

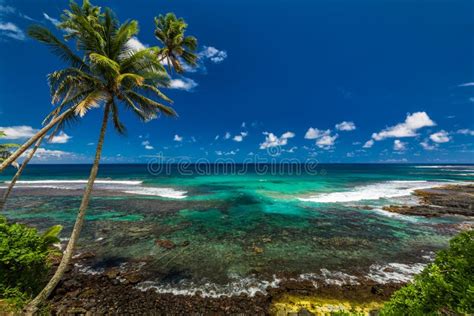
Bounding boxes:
0 216 62 307
381 230 474 315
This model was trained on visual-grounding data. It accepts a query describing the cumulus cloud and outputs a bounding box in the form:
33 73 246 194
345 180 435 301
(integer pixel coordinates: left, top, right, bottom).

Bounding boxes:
173 134 183 142
168 78 198 91
141 140 154 150
224 132 231 140
21 148 77 161
232 131 248 142
199 46 227 63
371 112 435 141
363 139 374 148
304 128 337 149
233 135 243 142
49 131 71 144
335 121 356 131
393 139 407 151
0 125 37 139
429 130 450 143
125 36 147 52
259 131 295 149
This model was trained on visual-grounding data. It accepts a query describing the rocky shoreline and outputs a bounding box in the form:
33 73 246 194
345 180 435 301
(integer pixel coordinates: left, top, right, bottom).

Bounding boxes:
382 184 474 218
48 262 402 315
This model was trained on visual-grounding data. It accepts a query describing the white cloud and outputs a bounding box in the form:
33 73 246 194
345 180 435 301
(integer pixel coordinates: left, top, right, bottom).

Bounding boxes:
371 112 435 141
420 140 436 151
215 149 239 156
233 131 248 142
43 12 59 26
199 46 227 63
457 129 474 136
173 134 183 142
241 122 246 128
304 127 329 140
429 130 450 143
458 82 474 87
393 139 407 151
0 125 37 139
335 121 356 131
224 132 231 140
168 78 198 91
316 134 338 149
22 148 76 161
0 22 25 40
141 140 154 150
125 36 147 52
214 135 220 140
304 128 337 149
259 131 295 149
363 139 374 148
49 131 71 144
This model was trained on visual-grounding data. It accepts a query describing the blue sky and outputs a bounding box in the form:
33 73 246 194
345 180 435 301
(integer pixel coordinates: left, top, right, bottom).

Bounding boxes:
0 0 473 163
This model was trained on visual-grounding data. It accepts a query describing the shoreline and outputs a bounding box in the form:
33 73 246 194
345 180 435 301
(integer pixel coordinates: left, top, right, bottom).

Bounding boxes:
2 183 472 314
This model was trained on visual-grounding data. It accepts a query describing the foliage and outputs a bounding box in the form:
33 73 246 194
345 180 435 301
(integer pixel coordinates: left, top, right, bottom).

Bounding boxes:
27 0 177 138
0 216 62 307
381 230 474 315
0 131 19 163
154 12 198 73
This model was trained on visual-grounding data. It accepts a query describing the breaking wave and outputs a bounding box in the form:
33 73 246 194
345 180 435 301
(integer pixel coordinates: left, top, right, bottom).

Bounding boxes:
1 179 187 199
298 180 447 203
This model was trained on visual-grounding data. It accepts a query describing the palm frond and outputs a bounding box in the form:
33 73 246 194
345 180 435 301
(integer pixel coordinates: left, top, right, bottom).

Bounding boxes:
28 25 86 69
75 90 108 117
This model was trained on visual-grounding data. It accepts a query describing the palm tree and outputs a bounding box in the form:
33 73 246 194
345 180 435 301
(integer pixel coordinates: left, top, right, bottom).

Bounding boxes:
25 2 177 313
154 13 198 73
0 0 103 208
0 115 62 210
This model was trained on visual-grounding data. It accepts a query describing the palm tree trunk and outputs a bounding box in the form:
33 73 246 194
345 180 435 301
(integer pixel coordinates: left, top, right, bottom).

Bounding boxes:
24 103 111 315
0 136 45 210
0 107 75 172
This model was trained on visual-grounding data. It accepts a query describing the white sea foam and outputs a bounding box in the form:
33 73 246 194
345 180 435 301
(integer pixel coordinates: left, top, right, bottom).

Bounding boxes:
1 179 187 199
135 274 282 298
371 208 420 222
366 263 426 284
298 180 447 203
122 187 187 199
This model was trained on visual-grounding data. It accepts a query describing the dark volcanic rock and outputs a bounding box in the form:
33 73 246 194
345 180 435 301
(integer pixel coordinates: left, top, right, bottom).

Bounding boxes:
383 184 474 217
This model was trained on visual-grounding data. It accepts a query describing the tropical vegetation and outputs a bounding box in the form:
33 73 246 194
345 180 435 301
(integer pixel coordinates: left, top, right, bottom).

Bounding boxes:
381 229 474 315
0 0 198 313
0 216 61 310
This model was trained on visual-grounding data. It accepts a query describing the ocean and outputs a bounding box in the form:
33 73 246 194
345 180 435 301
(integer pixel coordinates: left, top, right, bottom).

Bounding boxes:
1 163 473 296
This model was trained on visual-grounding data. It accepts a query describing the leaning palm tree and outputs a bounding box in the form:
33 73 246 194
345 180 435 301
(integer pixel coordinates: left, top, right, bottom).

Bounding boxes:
0 115 63 210
154 13 198 73
24 2 176 313
0 0 103 209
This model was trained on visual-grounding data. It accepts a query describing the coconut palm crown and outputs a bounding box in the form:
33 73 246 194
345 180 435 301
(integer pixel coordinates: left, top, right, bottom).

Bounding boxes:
154 13 198 73
29 1 176 134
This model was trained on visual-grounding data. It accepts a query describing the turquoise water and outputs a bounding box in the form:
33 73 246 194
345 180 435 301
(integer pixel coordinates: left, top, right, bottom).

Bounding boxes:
1 164 472 295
